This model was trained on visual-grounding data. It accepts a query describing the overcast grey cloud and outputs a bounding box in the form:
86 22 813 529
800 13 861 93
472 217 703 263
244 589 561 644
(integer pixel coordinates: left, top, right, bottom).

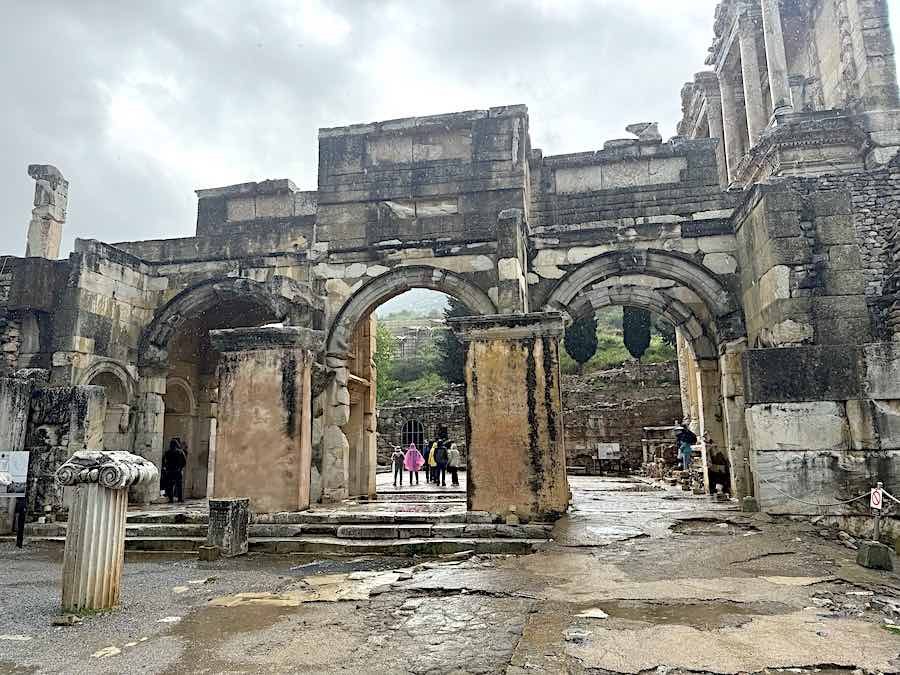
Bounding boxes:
1 0 897 257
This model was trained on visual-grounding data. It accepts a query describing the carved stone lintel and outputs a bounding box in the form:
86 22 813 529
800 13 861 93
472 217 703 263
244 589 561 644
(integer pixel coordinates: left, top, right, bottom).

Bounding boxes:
56 450 159 490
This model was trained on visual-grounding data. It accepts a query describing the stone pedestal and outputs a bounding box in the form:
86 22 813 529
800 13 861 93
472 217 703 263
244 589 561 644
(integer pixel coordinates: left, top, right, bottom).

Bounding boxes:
448 313 569 521
209 326 322 513
856 540 894 571
55 451 158 612
208 498 250 557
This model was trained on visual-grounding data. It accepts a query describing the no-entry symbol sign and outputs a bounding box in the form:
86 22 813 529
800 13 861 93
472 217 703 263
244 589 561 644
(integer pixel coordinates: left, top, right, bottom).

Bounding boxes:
871 487 883 510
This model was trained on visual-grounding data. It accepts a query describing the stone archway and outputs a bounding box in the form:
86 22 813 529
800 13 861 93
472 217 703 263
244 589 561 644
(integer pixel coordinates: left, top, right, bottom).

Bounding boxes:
326 266 497 356
319 265 498 503
542 249 750 497
139 275 323 369
132 275 323 504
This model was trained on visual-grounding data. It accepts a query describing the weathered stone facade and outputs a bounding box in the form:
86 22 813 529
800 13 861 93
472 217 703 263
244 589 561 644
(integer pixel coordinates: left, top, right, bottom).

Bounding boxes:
3 0 900 522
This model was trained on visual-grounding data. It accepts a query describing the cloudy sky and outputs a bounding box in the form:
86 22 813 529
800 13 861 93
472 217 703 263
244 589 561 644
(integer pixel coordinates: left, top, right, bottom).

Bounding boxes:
2 0 898 258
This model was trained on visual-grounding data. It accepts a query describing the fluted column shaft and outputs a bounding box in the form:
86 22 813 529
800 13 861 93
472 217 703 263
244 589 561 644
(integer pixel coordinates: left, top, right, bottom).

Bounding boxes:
61 483 128 612
718 67 744 182
761 0 794 115
738 11 768 145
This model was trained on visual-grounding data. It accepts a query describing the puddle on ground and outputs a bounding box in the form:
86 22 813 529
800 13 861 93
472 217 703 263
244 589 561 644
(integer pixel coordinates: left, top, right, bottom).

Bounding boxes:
583 600 792 630
166 603 295 674
671 519 757 536
0 662 38 675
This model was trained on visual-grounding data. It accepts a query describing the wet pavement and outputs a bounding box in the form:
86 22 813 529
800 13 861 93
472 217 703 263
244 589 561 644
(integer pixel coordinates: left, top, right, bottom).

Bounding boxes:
2 476 899 674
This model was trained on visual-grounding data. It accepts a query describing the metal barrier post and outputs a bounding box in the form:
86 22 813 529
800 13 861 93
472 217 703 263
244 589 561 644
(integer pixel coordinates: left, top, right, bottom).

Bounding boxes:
873 481 883 542
14 496 26 548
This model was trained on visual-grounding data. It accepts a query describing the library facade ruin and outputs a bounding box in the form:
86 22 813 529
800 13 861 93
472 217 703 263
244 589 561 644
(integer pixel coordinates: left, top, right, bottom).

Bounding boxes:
2 0 900 521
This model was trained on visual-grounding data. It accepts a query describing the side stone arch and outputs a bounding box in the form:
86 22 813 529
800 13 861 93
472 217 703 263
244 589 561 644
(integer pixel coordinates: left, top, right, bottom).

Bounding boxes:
78 359 137 403
542 249 744 343
569 284 717 359
326 265 497 355
139 275 324 368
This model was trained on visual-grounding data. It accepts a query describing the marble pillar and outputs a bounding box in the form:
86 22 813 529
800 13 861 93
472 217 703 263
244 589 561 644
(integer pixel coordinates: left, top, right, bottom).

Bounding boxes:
56 451 158 612
132 370 166 504
760 0 794 115
738 10 768 145
449 313 569 521
696 73 729 187
718 67 745 182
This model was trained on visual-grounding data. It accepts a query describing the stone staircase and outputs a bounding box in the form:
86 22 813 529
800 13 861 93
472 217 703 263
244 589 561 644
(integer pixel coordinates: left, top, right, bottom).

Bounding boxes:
12 508 553 555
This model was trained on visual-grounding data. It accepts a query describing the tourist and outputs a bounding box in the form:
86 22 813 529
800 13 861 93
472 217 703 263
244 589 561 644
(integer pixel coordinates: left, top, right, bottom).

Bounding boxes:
162 439 187 503
391 446 405 487
404 443 424 485
447 442 461 487
675 422 698 471
434 439 449 487
422 438 431 482
426 440 439 483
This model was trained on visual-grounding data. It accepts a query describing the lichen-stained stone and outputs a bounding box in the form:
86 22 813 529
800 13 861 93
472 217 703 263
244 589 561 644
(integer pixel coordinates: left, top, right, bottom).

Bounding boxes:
210 326 321 513
746 402 848 452
449 312 569 521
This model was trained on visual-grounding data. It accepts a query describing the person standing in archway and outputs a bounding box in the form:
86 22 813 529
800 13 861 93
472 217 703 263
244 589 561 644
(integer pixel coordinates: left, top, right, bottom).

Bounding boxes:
404 443 424 485
391 446 405 487
162 439 187 503
447 442 461 488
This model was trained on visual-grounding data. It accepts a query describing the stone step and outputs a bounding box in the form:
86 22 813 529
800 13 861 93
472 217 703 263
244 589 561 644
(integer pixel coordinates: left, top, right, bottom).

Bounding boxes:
26 521 554 541
5 535 544 556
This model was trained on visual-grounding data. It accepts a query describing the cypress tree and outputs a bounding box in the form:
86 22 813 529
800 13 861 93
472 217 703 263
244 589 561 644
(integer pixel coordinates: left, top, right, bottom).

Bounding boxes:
623 306 651 360
564 315 599 374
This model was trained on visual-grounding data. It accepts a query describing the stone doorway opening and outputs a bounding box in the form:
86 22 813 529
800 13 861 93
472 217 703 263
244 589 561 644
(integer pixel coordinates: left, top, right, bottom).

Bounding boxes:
324 269 496 505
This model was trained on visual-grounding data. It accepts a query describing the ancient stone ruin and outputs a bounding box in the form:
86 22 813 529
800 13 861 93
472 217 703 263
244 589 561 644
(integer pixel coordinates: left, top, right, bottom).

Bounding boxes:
2 0 899 525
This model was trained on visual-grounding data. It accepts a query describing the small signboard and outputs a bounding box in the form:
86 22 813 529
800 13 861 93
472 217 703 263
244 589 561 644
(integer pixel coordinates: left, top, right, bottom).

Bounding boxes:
870 487 883 510
597 443 621 460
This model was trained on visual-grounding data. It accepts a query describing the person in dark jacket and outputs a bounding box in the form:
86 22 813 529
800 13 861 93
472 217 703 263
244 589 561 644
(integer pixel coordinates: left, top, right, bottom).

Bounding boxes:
434 440 450 487
162 439 187 503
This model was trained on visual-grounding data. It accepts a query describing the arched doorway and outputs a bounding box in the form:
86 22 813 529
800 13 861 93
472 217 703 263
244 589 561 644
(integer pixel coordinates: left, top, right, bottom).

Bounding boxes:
135 275 323 503
543 249 748 497
82 364 134 452
400 419 425 452
321 266 497 502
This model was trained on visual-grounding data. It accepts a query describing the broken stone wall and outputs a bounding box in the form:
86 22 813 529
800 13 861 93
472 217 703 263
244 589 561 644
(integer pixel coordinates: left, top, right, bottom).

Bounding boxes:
562 363 683 470
24 383 106 516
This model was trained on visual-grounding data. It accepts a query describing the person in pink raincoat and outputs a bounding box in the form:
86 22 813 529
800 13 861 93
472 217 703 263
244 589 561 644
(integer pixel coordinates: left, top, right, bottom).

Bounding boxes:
404 443 425 485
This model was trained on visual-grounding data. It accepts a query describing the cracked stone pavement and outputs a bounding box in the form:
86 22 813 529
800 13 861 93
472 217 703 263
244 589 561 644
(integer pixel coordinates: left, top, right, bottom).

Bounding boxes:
2 476 899 674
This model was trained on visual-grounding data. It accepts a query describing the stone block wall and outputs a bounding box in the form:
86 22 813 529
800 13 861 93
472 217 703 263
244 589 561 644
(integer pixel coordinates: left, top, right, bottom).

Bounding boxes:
743 343 900 514
317 106 529 251
735 168 900 347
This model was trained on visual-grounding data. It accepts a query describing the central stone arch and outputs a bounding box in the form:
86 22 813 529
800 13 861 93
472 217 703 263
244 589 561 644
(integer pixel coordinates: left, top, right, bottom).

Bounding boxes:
325 265 498 355
139 275 323 368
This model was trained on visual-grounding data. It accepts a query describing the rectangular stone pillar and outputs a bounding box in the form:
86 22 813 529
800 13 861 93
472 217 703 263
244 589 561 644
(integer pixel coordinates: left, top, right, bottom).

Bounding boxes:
207 497 249 557
210 326 322 514
24 165 68 260
495 208 529 314
449 313 568 521
132 370 166 504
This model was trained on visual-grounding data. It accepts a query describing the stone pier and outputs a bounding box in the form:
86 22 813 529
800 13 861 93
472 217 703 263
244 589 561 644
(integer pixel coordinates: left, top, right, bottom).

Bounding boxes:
55 451 158 612
209 326 322 513
449 313 569 521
